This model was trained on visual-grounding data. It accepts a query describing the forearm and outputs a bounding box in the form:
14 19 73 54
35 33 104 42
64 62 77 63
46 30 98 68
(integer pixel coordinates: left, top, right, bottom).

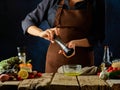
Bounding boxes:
72 38 92 47
27 26 58 42
60 38 92 58
27 26 43 37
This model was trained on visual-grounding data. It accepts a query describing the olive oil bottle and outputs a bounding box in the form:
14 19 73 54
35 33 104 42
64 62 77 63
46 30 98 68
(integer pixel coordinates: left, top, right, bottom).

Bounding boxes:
101 46 112 70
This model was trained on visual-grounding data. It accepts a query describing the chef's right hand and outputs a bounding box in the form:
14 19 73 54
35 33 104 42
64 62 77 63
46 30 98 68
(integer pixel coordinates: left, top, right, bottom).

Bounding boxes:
39 27 59 43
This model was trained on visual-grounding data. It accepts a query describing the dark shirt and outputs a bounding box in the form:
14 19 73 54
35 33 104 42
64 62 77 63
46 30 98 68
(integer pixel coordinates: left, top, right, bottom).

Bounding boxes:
21 0 105 46
22 0 57 32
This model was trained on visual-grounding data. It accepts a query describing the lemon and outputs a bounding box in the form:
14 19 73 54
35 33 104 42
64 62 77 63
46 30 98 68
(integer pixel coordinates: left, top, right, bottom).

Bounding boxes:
18 69 29 79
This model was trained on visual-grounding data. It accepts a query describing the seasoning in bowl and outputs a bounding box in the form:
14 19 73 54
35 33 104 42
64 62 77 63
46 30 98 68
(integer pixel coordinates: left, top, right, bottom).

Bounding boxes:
63 64 82 76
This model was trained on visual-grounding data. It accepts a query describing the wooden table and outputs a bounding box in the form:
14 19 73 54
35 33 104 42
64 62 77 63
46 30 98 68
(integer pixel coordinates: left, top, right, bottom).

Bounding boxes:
0 73 120 90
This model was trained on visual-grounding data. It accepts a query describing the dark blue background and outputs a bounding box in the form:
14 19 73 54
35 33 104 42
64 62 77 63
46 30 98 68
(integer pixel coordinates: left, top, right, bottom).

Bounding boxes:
0 0 120 72
105 0 120 59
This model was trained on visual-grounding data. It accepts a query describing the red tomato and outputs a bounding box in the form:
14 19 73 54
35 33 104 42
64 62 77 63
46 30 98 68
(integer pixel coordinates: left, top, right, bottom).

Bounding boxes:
97 72 100 76
17 76 23 81
37 72 42 77
28 74 34 79
117 68 120 71
113 67 118 71
108 66 113 71
107 69 113 73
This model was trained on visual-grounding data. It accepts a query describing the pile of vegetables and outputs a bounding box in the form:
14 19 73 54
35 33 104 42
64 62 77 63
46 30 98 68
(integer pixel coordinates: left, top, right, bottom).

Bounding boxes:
0 56 20 74
107 66 120 79
0 56 42 82
99 60 120 80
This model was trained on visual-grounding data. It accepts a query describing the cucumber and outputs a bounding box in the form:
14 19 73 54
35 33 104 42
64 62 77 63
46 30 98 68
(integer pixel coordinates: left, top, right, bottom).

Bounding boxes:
109 70 120 79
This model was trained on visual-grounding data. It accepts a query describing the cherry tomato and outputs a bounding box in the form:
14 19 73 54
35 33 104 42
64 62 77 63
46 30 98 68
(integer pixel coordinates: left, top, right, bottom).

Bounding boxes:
108 66 113 70
37 72 42 77
28 74 34 79
113 67 118 71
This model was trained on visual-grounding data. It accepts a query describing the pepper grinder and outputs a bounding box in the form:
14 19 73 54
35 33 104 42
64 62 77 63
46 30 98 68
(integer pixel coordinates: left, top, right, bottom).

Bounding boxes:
54 35 74 56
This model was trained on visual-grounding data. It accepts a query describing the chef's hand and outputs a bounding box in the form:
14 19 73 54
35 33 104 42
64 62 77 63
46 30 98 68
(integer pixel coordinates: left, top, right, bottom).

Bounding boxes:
39 27 59 43
58 40 76 58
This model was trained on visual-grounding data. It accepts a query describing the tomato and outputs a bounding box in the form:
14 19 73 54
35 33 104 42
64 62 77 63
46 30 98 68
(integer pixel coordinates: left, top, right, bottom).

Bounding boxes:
37 72 42 77
108 69 113 73
17 76 23 81
97 72 100 76
108 66 113 71
28 74 34 79
113 67 118 71
117 68 120 71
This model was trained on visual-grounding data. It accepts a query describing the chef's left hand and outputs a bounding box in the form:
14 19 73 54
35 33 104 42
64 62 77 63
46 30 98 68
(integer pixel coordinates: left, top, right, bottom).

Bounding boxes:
58 40 76 58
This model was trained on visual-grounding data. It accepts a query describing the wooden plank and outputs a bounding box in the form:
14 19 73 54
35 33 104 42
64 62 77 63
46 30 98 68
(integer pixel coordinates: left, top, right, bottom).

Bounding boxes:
1 81 20 85
0 81 3 87
18 73 53 90
49 73 79 90
35 73 53 90
0 81 20 90
106 79 120 90
78 75 109 90
2 74 120 90
18 79 34 90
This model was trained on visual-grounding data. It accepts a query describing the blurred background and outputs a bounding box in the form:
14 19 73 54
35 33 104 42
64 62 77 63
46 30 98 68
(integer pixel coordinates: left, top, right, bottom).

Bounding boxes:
0 0 120 72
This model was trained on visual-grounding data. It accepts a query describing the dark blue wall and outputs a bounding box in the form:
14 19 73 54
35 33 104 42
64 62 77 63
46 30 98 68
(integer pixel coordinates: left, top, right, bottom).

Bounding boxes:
105 0 120 59
0 0 46 72
0 0 41 60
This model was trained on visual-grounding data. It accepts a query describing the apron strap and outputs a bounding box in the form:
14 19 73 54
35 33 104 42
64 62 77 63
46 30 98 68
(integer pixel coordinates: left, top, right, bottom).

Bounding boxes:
54 0 71 26
64 0 70 9
54 0 64 27
54 0 90 27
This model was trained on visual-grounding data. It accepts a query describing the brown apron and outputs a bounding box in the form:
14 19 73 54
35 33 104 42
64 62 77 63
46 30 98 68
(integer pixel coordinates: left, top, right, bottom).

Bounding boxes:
45 0 94 73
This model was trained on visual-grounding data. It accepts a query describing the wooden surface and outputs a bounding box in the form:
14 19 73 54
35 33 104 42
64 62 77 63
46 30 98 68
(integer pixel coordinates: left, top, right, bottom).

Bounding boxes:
0 73 120 90
50 73 79 90
106 79 120 90
78 75 109 90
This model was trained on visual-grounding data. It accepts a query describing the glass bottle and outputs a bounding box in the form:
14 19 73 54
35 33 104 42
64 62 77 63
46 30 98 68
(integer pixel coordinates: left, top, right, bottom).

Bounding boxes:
17 46 26 63
101 46 112 70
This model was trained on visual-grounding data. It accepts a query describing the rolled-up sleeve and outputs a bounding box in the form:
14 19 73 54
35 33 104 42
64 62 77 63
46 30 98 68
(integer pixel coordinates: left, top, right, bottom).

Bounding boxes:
21 0 51 34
